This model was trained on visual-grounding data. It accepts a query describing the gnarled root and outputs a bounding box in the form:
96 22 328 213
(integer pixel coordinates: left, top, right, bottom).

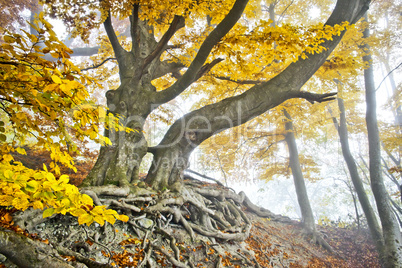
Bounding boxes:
2 177 323 267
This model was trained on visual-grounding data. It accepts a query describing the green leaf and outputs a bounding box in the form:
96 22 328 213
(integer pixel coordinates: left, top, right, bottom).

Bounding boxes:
25 180 39 192
43 208 55 218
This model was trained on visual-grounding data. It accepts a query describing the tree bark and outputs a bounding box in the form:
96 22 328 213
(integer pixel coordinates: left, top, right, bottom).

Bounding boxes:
331 97 384 255
283 109 316 232
363 13 402 268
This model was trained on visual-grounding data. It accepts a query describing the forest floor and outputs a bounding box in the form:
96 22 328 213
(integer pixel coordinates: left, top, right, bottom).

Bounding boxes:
0 203 380 267
1 150 380 267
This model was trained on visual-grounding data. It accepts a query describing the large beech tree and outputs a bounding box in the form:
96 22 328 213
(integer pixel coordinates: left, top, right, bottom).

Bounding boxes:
70 0 372 189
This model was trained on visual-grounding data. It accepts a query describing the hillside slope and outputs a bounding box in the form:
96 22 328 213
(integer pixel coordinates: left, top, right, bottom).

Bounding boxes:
0 202 379 267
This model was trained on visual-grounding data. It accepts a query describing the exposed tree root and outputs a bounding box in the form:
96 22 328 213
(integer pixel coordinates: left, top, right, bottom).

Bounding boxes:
301 228 342 258
0 228 73 268
3 177 338 267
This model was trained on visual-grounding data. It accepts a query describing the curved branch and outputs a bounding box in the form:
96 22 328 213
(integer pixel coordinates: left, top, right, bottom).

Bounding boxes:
104 11 127 61
130 4 140 55
291 91 338 104
155 0 368 148
146 0 371 187
80 57 117 71
142 15 185 70
156 0 250 104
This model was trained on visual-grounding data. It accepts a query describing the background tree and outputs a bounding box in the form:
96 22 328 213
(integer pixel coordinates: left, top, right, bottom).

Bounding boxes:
363 12 402 267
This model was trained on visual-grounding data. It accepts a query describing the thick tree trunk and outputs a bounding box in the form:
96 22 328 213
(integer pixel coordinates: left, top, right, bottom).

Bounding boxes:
82 81 152 188
283 109 316 232
363 14 402 268
332 97 385 256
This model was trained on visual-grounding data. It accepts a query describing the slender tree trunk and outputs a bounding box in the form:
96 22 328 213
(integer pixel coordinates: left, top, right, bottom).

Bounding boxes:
363 13 402 268
283 109 316 232
331 97 385 255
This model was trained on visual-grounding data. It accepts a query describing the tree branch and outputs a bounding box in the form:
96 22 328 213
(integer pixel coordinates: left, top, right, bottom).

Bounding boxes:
103 11 127 60
71 46 101 57
194 58 224 81
142 15 185 70
80 57 117 71
214 75 262 84
149 0 370 167
156 0 250 104
130 4 140 55
291 91 338 104
152 60 186 80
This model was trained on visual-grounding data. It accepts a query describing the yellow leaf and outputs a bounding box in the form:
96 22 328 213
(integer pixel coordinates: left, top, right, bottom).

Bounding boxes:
70 208 87 217
4 170 14 179
59 174 69 184
3 36 16 43
78 213 93 225
51 75 62 84
118 214 129 222
91 206 106 215
3 154 14 162
16 147 26 155
81 194 93 206
104 214 116 225
94 215 105 226
33 201 44 210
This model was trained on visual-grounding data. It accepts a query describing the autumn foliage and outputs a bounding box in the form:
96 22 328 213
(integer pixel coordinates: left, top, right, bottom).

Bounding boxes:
0 14 130 226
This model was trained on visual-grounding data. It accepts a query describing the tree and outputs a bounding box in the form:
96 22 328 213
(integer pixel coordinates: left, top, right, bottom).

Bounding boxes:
283 108 330 249
71 0 370 189
363 13 402 267
330 93 384 259
0 0 374 266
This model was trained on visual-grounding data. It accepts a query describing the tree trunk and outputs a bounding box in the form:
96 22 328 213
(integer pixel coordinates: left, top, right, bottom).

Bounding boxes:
331 96 385 256
363 13 402 268
283 109 316 232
